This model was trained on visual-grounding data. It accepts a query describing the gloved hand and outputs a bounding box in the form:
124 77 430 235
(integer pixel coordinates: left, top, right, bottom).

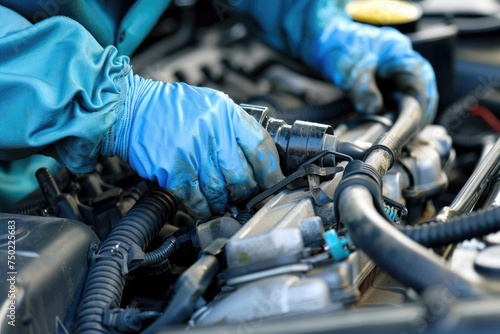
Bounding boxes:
101 71 284 220
311 12 437 126
234 0 438 126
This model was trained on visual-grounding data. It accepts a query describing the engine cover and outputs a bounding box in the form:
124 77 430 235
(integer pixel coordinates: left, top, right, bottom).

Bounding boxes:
0 214 98 334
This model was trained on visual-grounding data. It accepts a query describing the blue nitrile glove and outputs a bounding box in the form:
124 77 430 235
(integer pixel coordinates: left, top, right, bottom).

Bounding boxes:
0 5 282 219
101 72 284 220
235 0 438 126
311 12 438 126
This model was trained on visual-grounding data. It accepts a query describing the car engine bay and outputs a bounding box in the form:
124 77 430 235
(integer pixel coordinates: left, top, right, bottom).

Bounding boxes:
2 1 500 333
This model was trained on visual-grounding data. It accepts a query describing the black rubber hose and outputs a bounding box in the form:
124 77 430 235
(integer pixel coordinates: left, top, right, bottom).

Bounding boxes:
338 186 475 297
337 141 366 160
337 95 475 297
141 236 179 267
235 210 252 224
401 206 500 248
74 188 177 334
7 199 47 215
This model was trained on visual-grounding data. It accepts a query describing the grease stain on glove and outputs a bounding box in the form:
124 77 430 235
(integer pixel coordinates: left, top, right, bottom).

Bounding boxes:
314 20 437 125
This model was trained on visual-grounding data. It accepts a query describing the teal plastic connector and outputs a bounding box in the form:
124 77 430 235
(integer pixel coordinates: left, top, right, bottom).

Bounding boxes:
324 230 350 262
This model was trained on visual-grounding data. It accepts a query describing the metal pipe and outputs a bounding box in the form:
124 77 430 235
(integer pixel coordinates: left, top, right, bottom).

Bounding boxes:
364 94 422 177
484 173 500 209
437 137 500 221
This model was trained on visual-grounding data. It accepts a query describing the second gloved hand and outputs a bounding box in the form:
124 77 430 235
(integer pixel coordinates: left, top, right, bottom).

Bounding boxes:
232 0 437 126
311 7 438 126
101 71 284 220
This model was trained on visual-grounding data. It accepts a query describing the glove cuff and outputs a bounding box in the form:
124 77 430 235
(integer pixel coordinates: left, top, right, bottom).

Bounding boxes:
100 69 152 162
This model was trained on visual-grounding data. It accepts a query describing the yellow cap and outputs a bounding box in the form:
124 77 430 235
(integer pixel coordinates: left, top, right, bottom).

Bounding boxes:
345 0 421 26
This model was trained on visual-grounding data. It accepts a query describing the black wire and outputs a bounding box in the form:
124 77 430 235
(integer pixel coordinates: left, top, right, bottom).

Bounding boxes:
298 150 353 169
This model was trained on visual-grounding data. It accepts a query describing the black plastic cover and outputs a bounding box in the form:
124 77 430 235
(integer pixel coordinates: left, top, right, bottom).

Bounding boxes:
0 214 99 334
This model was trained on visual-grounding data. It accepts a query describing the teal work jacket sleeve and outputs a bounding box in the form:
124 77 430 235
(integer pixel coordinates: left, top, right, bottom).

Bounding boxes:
0 5 131 173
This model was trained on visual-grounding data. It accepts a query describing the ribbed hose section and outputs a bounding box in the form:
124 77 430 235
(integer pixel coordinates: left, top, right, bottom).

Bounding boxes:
74 188 177 334
142 236 179 267
235 211 252 224
7 199 47 215
402 206 500 248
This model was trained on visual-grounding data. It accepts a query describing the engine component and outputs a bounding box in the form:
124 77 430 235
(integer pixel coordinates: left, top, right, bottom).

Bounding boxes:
74 188 177 334
192 273 347 326
484 173 500 208
346 0 422 33
225 183 340 282
177 97 464 330
336 94 475 296
324 229 351 262
401 125 453 200
401 205 500 247
474 245 500 278
246 162 345 212
192 241 358 327
437 137 500 220
247 94 354 124
35 167 85 222
186 162 362 327
8 157 149 241
141 236 179 267
194 216 242 249
143 239 225 333
446 165 500 293
4 13 500 334
241 104 364 175
0 214 98 334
